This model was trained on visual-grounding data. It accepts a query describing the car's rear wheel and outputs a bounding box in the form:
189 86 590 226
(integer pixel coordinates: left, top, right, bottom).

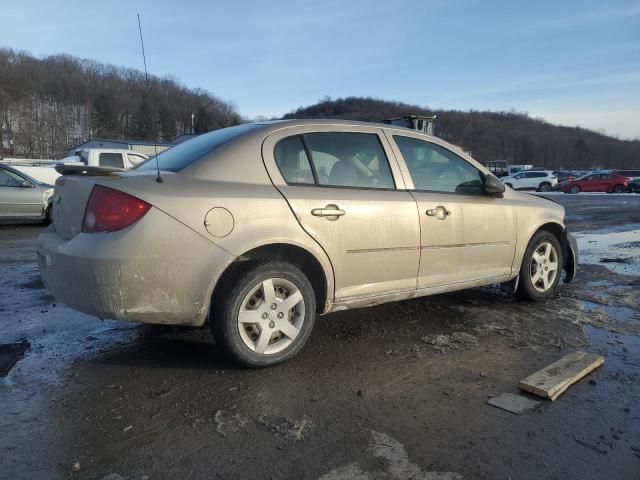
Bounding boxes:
569 185 581 194
613 184 626 193
516 231 563 301
211 261 316 367
505 183 513 189
538 182 551 192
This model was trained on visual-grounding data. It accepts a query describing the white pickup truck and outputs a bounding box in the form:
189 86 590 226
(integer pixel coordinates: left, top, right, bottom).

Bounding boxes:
66 148 149 169
13 149 149 185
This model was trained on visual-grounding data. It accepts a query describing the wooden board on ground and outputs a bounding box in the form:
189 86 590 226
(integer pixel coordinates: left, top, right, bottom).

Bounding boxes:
518 351 605 401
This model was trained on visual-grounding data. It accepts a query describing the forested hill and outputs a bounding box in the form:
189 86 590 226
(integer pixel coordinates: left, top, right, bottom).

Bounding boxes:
283 97 640 169
0 48 241 159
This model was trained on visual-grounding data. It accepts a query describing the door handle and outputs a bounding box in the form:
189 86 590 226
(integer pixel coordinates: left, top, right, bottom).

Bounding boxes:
426 206 451 220
311 204 346 220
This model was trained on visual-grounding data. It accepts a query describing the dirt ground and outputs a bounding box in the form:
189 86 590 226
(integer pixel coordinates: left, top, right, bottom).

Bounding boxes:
1 193 639 480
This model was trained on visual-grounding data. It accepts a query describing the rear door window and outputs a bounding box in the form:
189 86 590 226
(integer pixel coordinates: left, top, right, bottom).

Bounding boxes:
273 132 396 190
304 132 395 189
98 153 124 168
393 136 483 194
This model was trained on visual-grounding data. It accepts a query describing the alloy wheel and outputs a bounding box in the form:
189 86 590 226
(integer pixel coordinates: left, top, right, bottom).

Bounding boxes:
237 277 305 355
529 242 559 293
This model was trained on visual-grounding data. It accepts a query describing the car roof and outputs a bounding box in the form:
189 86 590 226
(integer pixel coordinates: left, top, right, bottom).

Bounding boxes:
250 118 434 136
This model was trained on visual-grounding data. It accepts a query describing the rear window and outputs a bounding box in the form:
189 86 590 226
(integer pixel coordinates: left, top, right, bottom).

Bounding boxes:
136 124 260 172
99 152 124 168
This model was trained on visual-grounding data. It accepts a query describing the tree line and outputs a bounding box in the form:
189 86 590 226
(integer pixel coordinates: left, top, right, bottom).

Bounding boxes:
283 97 640 170
2 48 638 169
0 48 242 159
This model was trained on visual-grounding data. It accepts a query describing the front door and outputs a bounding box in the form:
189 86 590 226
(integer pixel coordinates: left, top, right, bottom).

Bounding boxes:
263 128 420 301
386 133 516 288
0 169 41 217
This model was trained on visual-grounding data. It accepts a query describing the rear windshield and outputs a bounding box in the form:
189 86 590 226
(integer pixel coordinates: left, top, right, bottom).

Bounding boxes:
136 124 260 172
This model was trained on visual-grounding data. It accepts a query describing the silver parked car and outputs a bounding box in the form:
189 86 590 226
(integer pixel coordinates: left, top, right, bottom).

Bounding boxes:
0 164 54 222
38 120 577 367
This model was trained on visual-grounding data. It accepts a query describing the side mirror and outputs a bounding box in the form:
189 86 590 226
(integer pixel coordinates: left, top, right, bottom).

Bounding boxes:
484 174 505 196
19 180 34 188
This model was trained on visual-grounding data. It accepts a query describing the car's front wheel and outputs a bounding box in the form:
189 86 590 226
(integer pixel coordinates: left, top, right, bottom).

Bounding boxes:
613 184 626 193
211 261 316 367
516 231 563 301
569 185 581 194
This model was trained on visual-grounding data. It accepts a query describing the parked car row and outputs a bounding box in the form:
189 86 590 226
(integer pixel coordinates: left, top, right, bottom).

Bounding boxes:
500 168 640 194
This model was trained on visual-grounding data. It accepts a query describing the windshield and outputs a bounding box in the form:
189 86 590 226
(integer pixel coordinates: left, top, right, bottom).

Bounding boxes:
136 123 261 172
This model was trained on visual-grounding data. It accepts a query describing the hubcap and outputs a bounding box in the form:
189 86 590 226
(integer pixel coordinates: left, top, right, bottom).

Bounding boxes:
237 278 305 355
530 242 559 293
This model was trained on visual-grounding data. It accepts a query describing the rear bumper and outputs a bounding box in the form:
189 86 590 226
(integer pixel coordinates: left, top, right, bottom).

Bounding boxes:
37 208 235 326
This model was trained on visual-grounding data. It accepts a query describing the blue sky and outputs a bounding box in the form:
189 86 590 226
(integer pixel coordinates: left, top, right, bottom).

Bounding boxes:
3 0 640 138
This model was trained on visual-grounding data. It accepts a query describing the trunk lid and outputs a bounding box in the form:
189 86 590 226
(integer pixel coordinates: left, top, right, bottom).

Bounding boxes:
52 174 104 239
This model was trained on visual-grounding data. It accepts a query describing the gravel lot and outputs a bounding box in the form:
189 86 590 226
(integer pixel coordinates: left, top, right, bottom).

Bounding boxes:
1 194 639 480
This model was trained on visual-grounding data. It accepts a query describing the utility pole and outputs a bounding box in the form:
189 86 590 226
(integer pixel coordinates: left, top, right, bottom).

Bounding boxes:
191 113 195 134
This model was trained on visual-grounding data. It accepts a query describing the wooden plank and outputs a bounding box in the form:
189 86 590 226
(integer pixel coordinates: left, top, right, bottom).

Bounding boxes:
518 351 605 401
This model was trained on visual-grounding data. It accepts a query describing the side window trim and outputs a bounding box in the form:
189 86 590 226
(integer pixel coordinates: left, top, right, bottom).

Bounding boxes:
273 132 398 191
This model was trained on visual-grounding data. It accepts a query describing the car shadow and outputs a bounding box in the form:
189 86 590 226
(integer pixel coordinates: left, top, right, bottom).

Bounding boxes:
89 333 240 371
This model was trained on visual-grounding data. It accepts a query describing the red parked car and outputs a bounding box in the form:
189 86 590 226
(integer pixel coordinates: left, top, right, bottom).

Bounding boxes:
560 172 629 194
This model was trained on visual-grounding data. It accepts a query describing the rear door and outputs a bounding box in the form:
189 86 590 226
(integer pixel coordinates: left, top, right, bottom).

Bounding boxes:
262 126 420 301
519 172 535 189
599 174 615 191
386 133 516 287
0 168 42 217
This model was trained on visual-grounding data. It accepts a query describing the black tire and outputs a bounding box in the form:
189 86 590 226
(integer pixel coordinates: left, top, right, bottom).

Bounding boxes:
43 205 52 225
516 231 563 301
505 183 513 189
538 182 551 192
569 185 581 194
613 184 625 193
211 261 316 368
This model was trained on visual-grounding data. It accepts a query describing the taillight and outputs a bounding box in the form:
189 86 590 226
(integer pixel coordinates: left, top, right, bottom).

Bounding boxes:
82 185 151 233
55 176 66 187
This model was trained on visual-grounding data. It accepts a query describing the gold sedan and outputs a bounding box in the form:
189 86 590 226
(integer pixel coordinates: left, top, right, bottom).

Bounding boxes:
38 120 577 367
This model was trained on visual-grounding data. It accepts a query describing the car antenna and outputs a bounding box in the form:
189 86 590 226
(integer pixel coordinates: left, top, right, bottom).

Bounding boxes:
137 13 163 183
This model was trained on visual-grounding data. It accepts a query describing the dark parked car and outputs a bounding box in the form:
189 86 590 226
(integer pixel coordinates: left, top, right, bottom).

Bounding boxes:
560 172 629 194
613 170 640 192
552 171 575 183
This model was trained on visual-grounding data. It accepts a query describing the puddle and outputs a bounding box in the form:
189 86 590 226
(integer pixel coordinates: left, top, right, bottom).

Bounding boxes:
580 301 637 322
584 326 640 371
574 228 640 276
